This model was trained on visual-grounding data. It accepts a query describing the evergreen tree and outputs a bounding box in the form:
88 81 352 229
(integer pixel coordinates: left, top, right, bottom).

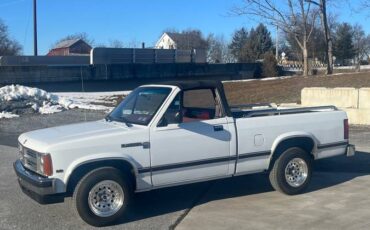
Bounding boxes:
241 23 273 62
333 23 355 65
229 27 248 62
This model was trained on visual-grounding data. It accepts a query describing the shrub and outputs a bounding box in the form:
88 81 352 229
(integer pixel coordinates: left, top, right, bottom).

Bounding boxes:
262 52 278 78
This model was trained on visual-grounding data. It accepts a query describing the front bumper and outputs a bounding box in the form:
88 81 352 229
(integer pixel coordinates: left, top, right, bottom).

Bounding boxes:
346 144 356 157
14 160 63 204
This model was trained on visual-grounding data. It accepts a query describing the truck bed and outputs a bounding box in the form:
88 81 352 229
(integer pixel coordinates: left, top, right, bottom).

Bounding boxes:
232 104 348 174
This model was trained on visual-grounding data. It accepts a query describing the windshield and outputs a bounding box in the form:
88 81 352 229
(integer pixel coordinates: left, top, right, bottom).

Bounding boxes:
107 87 172 125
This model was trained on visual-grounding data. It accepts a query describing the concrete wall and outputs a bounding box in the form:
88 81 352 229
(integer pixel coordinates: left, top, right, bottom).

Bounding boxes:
302 87 370 125
0 56 90 66
0 63 261 85
301 87 359 108
359 88 370 109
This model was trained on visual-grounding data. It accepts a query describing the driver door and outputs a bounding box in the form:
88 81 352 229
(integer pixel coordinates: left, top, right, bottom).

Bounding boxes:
149 88 232 186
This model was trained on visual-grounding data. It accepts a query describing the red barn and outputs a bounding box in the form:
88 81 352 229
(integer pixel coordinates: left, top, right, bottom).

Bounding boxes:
47 39 92 56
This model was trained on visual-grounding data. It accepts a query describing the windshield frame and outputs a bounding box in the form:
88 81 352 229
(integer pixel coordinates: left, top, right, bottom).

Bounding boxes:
106 86 174 126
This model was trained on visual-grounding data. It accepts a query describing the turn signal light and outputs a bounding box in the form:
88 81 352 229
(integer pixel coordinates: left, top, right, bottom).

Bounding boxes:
42 154 53 176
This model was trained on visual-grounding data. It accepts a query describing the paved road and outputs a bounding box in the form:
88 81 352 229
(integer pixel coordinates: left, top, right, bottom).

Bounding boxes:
177 171 370 230
0 110 212 230
0 110 369 229
0 144 212 230
177 127 370 230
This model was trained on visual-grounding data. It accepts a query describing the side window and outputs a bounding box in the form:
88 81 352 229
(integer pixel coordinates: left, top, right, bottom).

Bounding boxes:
158 88 225 127
182 89 224 122
159 93 181 126
183 89 215 109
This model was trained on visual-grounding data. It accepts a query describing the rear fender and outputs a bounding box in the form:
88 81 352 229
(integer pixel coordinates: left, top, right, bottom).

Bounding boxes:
271 131 318 158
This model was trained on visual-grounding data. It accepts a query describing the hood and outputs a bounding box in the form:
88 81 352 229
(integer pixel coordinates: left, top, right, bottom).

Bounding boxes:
18 120 131 152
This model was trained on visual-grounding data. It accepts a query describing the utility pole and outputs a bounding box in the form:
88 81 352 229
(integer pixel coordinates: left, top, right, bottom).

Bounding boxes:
33 0 38 56
275 25 279 60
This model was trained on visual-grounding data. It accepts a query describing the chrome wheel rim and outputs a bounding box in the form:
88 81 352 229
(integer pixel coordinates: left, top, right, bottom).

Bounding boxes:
284 158 308 187
88 180 124 217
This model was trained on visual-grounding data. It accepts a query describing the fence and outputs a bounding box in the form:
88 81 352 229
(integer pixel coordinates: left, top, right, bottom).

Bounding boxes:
90 48 206 65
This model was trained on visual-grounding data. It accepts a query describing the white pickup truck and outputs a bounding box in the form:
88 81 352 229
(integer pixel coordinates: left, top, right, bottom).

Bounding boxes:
14 81 355 226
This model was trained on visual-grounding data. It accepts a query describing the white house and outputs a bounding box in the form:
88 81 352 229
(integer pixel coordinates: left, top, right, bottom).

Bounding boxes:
155 32 207 50
155 33 179 49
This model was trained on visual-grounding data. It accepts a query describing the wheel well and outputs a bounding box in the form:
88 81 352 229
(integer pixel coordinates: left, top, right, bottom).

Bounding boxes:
269 137 315 170
66 160 136 195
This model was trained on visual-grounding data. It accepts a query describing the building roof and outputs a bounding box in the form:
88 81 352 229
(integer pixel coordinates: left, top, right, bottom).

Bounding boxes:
165 32 205 48
166 32 187 44
53 38 84 49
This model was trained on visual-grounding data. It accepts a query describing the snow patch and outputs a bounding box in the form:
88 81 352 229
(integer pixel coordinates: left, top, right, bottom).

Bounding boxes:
0 85 129 119
223 75 295 83
0 111 19 119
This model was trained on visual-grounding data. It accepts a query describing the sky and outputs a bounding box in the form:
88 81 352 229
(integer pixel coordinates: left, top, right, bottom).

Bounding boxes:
0 0 369 55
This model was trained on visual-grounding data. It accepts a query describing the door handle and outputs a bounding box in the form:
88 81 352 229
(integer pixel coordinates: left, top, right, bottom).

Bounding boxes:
213 125 224 132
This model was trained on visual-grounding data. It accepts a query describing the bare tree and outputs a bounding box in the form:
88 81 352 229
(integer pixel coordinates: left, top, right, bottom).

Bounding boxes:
352 24 368 71
231 0 318 76
127 39 139 48
365 35 370 61
109 39 125 48
0 19 22 56
306 0 333 74
362 0 370 8
207 34 235 63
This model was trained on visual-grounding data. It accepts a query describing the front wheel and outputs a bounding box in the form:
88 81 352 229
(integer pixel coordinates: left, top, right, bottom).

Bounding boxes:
72 167 132 226
269 147 312 195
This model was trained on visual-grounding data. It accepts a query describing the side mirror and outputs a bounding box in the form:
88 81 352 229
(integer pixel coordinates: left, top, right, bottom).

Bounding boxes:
158 117 168 127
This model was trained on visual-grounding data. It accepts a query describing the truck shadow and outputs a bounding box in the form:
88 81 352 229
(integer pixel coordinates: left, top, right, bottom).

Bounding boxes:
117 150 370 225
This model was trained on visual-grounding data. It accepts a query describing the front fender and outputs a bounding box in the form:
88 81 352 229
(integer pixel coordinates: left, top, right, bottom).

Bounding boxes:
63 152 140 184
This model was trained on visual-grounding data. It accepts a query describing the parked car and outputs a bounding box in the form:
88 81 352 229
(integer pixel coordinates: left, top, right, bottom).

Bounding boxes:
14 81 355 226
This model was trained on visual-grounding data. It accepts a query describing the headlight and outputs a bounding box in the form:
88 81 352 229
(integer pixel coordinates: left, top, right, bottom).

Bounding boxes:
18 144 24 160
18 143 23 152
18 143 53 176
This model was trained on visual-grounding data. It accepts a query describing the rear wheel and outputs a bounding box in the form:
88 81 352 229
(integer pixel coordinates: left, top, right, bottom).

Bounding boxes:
269 147 312 195
72 167 132 226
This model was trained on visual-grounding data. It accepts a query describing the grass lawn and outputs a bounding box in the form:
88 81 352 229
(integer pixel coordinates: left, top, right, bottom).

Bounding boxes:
223 71 370 105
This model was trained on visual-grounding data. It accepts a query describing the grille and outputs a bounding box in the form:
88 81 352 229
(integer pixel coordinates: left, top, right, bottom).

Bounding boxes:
19 144 38 173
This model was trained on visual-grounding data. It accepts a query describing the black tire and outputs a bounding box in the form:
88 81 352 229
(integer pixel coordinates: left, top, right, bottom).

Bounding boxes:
269 147 312 195
72 167 133 227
